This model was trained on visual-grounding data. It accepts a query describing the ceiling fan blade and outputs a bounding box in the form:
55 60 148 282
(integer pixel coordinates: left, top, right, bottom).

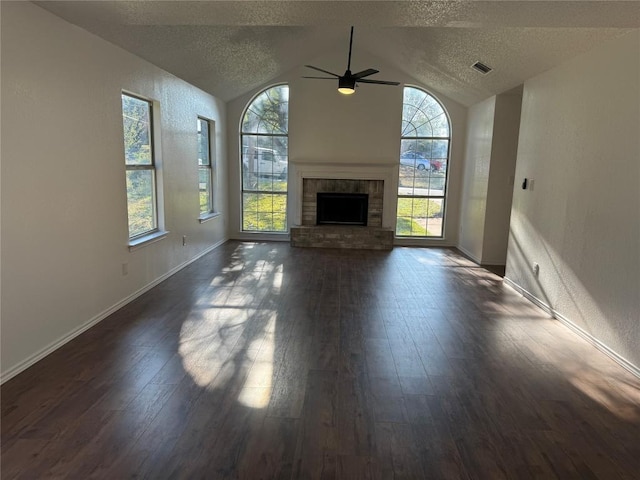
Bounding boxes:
305 65 340 77
352 68 379 79
357 79 401 86
302 76 336 80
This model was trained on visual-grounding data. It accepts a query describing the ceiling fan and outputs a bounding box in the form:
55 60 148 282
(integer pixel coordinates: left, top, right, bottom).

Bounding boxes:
303 26 400 95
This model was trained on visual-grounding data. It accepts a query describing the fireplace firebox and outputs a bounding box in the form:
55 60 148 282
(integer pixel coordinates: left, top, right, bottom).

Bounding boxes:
317 192 368 226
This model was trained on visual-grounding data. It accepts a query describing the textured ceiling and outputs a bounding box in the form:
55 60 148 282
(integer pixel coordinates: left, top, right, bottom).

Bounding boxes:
34 1 640 105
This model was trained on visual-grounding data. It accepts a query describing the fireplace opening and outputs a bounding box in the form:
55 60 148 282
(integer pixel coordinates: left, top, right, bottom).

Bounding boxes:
317 192 368 226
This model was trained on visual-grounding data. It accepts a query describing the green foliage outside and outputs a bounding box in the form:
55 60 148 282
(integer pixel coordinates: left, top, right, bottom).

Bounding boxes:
396 217 429 236
126 170 155 237
199 168 212 215
396 197 441 237
243 193 287 232
200 190 210 215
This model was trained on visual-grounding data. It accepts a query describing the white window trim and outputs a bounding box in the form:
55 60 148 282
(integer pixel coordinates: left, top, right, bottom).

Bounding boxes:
199 211 222 224
122 92 166 245
240 83 289 233
396 85 451 239
128 230 170 252
198 117 217 219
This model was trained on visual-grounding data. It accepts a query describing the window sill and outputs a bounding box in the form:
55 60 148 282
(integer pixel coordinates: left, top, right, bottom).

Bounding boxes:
128 230 169 252
199 212 222 224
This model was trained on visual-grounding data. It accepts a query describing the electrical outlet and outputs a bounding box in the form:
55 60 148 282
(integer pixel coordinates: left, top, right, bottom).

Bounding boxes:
532 262 540 276
122 263 128 276
182 235 187 246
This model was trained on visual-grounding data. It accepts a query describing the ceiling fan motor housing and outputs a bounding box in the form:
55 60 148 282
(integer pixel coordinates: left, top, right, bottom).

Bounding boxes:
339 73 356 90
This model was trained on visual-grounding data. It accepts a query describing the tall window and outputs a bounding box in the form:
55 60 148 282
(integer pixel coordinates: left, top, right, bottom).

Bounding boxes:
198 117 214 217
397 87 450 237
240 85 289 232
122 93 158 239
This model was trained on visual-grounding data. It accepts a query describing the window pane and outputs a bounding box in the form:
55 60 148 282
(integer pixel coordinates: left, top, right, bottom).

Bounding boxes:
257 213 274 231
241 85 289 134
126 169 156 237
396 197 424 236
401 88 449 138
430 114 450 137
243 171 258 191
242 192 287 232
414 119 434 138
122 95 152 166
199 167 212 214
197 118 210 166
426 198 444 237
272 213 286 231
242 135 288 189
396 197 443 237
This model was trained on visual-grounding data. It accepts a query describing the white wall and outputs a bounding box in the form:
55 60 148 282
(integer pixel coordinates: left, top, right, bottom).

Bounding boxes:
459 89 522 266
459 96 496 262
1 2 228 380
506 30 640 371
483 89 522 265
226 49 467 245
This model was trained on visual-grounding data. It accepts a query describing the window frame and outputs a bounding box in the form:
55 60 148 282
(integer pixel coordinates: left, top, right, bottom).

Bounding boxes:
122 92 160 242
396 86 451 239
197 116 216 219
240 84 289 234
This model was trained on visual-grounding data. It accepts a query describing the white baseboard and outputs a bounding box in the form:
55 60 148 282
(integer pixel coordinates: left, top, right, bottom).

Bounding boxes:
0 238 228 384
455 245 482 264
394 239 457 248
503 277 640 379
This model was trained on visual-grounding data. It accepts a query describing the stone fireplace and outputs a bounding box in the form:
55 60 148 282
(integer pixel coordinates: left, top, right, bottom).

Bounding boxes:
290 174 394 250
301 178 383 227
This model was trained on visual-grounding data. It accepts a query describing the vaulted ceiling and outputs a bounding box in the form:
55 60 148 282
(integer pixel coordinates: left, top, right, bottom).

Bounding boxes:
35 1 640 106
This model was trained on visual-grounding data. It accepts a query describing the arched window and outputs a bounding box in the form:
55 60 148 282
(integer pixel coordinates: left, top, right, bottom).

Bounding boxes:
241 85 289 232
397 87 450 237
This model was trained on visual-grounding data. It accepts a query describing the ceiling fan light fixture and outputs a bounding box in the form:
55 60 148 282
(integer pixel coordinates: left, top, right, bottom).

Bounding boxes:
338 76 356 95
304 27 399 95
338 86 356 95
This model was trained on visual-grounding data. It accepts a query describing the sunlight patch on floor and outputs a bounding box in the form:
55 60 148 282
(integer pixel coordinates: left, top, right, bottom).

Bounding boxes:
178 292 278 408
238 314 277 408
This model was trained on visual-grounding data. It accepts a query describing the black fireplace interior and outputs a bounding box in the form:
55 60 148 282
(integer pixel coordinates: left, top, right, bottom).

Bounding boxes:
317 192 368 226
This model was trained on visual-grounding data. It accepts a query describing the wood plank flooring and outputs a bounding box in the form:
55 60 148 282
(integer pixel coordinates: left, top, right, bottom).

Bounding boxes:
2 241 639 479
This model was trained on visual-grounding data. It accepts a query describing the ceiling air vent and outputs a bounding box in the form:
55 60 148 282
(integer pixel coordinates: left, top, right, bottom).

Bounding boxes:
472 61 493 75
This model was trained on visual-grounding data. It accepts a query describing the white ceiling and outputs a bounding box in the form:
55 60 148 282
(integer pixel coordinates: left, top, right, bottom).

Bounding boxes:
34 1 640 106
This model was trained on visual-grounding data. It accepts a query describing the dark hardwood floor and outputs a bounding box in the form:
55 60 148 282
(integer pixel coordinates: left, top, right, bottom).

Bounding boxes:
2 241 639 479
